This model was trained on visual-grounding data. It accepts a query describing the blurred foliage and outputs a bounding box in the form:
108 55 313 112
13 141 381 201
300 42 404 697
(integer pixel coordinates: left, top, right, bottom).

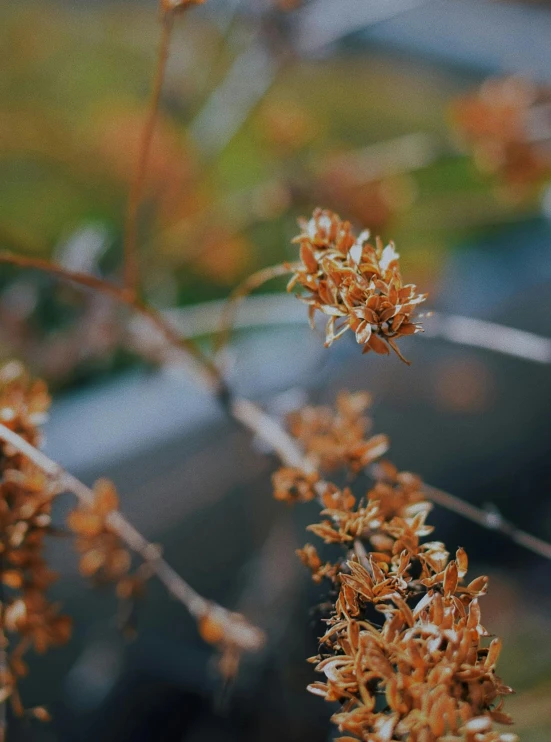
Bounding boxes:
0 1 542 302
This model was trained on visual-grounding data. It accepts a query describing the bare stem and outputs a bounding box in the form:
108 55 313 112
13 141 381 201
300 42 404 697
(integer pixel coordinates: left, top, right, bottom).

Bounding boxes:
216 263 298 354
231 397 314 472
423 484 551 561
424 312 551 365
0 423 264 653
232 397 551 562
0 251 224 394
123 10 175 297
1 247 549 561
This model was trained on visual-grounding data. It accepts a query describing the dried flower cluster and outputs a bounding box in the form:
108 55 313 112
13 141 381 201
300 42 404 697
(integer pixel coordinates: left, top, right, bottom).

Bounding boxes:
0 362 71 716
197 604 265 685
273 392 388 504
274 393 517 742
451 76 551 195
67 481 152 638
68 479 131 584
287 391 389 473
287 209 426 362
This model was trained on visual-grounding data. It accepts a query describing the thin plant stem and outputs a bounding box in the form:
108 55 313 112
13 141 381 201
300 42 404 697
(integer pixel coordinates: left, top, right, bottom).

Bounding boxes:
424 311 551 364
0 251 224 393
231 398 551 562
123 10 175 297
423 484 551 561
215 263 299 354
0 248 549 560
0 422 264 653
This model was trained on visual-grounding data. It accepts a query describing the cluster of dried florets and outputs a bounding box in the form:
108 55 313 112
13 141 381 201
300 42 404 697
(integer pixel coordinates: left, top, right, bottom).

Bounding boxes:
451 76 551 195
67 480 154 639
275 392 517 742
68 479 132 585
0 362 71 717
273 392 388 504
287 209 426 362
287 391 389 473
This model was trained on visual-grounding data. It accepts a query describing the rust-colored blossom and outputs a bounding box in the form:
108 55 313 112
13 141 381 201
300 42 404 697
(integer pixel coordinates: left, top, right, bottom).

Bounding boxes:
0 361 50 454
287 209 426 362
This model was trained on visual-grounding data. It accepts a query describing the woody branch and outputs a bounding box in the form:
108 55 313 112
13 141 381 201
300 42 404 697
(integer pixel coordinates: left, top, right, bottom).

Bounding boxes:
0 248 549 562
0 422 264 653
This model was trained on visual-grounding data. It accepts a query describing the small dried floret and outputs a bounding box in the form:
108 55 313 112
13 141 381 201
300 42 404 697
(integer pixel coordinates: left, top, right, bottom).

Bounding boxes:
68 479 131 583
0 361 50 455
296 544 339 584
287 209 426 362
272 467 319 503
287 391 389 472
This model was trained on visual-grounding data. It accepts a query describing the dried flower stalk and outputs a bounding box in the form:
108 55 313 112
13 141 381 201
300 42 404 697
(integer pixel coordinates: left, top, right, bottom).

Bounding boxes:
0 418 264 647
0 0 549 726
272 393 518 742
123 8 175 296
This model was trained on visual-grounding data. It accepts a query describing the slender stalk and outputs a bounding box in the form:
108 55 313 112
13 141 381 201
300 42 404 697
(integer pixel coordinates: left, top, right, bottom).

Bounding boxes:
0 251 224 393
123 10 175 297
1 248 549 559
215 263 298 354
423 484 551 561
231 397 314 471
232 398 551 562
0 423 264 653
424 311 551 364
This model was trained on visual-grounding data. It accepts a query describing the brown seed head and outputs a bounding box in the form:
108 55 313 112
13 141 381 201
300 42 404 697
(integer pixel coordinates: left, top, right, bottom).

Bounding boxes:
287 209 426 362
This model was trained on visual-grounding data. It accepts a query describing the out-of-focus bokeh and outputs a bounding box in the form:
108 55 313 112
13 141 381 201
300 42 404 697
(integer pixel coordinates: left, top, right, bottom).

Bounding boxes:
1 0 550 740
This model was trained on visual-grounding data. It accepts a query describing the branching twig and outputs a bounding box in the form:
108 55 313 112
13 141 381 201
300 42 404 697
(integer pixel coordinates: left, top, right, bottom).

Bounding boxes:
1 249 549 560
231 397 314 472
424 311 551 364
0 423 265 653
215 264 298 354
232 397 551 561
423 484 551 561
0 251 224 393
